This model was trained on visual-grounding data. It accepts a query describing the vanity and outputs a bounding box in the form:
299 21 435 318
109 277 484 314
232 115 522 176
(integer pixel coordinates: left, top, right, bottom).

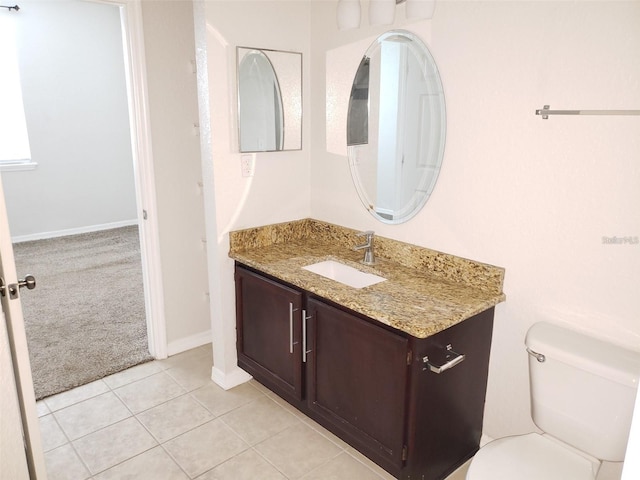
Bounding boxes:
230 219 506 480
229 26 505 479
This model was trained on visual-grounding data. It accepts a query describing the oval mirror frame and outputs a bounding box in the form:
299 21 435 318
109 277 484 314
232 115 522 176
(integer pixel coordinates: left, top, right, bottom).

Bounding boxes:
347 30 446 224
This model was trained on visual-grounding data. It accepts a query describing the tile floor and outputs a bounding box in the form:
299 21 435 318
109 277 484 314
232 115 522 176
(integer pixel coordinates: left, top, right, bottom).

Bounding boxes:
38 344 470 480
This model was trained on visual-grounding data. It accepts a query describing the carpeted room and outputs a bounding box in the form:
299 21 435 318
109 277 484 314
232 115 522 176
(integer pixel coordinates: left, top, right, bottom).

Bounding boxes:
2 0 153 400
13 226 151 399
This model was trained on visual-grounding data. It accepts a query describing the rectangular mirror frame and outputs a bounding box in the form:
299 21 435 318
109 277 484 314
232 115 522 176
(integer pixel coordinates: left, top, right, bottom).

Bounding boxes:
237 46 303 153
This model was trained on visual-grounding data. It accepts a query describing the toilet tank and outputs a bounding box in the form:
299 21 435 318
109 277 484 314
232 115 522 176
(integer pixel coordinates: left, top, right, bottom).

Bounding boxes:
526 322 640 462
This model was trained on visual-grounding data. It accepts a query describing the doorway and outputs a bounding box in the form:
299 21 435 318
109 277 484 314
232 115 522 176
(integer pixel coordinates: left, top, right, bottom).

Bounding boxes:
2 0 165 398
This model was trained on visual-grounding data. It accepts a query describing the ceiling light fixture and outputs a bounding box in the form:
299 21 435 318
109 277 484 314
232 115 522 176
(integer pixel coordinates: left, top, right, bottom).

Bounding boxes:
369 0 396 26
337 0 361 30
338 0 435 30
406 0 436 20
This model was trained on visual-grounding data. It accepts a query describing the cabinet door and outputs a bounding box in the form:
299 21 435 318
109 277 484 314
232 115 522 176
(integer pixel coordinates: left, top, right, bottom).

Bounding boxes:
235 267 303 403
306 297 409 473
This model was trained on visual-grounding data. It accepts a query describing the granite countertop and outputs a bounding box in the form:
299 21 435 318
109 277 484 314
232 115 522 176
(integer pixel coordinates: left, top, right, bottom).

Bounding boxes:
229 219 506 339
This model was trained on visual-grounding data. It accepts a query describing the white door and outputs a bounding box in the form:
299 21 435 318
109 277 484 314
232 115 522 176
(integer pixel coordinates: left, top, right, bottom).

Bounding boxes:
0 175 47 479
1 308 30 479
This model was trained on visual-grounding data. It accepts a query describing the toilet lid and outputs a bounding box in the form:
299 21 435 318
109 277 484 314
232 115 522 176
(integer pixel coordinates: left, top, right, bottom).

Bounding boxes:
466 433 596 480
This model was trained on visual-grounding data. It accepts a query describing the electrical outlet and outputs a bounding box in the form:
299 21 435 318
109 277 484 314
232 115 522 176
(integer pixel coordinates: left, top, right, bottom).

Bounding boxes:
241 154 255 177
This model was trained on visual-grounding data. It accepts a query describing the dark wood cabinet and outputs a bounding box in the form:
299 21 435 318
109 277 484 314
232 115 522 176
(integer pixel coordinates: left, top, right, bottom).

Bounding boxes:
306 297 409 474
403 310 495 480
235 266 303 404
235 264 494 480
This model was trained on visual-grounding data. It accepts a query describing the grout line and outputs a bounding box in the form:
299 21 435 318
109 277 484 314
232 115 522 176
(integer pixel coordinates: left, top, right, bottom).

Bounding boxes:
249 445 292 479
157 442 194 479
74 417 160 477
136 402 218 444
343 448 395 480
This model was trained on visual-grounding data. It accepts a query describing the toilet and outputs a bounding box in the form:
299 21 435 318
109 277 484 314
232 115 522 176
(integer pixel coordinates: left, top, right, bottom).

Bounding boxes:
467 322 640 480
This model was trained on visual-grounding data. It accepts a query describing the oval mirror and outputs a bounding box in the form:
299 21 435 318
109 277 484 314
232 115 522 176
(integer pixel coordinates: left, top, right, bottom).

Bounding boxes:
347 30 446 224
238 49 284 152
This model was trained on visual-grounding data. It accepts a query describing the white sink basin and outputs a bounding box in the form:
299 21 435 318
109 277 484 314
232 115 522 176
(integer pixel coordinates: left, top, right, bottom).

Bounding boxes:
302 260 386 289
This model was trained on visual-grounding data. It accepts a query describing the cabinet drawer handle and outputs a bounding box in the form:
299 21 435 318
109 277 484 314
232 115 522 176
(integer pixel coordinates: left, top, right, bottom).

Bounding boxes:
423 344 465 374
289 303 294 354
302 310 311 363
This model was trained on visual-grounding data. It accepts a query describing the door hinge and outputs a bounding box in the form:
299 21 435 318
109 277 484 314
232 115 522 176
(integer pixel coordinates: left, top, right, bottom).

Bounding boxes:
406 350 413 366
402 445 408 462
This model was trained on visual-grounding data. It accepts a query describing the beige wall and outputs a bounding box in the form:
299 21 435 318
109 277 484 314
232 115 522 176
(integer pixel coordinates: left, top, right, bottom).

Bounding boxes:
189 1 639 475
5 0 137 239
202 0 311 232
142 1 211 352
309 2 640 476
198 0 311 383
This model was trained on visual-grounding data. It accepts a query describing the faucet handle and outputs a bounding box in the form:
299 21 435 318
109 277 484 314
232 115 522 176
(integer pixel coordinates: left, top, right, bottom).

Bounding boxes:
354 231 376 265
357 230 375 240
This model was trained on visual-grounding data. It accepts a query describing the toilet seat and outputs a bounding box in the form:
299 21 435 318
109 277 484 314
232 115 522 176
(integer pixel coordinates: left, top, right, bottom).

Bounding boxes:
466 433 597 480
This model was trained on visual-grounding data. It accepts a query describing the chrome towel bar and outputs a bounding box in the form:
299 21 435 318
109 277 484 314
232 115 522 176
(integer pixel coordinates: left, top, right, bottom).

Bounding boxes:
423 344 466 374
536 105 640 119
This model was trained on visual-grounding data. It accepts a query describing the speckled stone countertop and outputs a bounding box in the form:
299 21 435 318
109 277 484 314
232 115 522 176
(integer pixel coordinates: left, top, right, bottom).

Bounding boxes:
229 219 506 339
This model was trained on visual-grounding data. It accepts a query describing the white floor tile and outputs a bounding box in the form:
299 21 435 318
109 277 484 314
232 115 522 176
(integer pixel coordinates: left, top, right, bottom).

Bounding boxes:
346 447 397 480
44 379 110 412
220 396 299 445
39 414 68 452
93 446 189 480
301 451 385 480
38 344 473 480
72 417 157 475
44 443 91 480
114 371 186 413
53 391 131 440
163 418 249 478
164 354 214 391
37 400 51 417
190 381 263 417
255 422 343 479
298 416 350 450
197 449 287 480
157 343 212 370
137 393 214 442
102 360 163 389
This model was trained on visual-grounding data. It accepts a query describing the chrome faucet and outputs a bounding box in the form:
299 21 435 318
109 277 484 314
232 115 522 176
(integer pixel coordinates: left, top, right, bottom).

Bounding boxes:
354 230 376 265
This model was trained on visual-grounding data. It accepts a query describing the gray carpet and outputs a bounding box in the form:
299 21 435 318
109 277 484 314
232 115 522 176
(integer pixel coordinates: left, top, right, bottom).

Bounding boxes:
13 226 153 400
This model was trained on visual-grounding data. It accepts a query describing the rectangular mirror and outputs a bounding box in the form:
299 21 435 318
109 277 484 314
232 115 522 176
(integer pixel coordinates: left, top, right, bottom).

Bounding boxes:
237 47 302 153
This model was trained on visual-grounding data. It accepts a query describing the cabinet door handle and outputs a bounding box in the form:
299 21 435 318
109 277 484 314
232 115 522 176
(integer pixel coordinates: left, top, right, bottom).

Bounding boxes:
302 309 311 363
289 302 294 354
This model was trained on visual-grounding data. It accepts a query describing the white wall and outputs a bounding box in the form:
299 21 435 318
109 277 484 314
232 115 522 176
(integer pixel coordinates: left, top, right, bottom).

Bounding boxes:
1 0 211 354
195 1 639 473
141 0 211 352
202 0 310 232
3 0 137 238
310 1 640 476
198 0 311 384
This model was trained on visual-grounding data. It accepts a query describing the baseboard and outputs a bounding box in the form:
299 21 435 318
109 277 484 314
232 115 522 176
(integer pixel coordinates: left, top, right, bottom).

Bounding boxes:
12 219 139 243
211 366 253 390
167 330 212 357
